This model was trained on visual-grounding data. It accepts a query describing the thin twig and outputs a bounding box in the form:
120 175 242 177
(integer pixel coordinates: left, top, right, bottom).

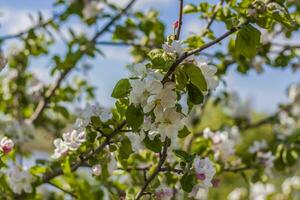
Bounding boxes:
135 139 169 200
47 182 77 198
42 120 126 183
0 13 61 42
162 21 249 83
28 0 137 124
203 0 225 33
175 0 184 40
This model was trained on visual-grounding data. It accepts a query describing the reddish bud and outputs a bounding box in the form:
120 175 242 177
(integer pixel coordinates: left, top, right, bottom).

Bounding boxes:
196 173 206 180
173 20 179 29
212 179 220 188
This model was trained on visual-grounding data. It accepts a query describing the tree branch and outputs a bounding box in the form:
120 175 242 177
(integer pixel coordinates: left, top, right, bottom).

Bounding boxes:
0 13 61 42
42 120 126 183
203 0 225 33
175 0 184 40
47 182 77 198
28 0 137 124
135 139 169 200
162 21 249 83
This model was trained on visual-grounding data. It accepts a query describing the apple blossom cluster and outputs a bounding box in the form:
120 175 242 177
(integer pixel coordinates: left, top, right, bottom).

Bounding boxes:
82 0 104 19
155 185 174 200
281 176 300 195
203 127 240 162
0 52 7 71
249 140 275 174
250 182 275 200
7 166 35 194
52 104 111 159
126 40 219 148
225 92 252 121
288 83 300 117
0 136 14 155
193 157 216 188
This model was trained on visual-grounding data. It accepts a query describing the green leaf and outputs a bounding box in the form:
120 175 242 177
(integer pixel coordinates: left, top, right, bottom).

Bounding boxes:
175 68 188 90
118 137 133 160
183 64 207 92
143 135 162 153
178 126 191 138
235 24 261 58
180 173 196 192
183 4 198 14
61 157 71 176
187 83 204 104
148 49 174 70
267 2 294 29
111 79 131 99
125 104 144 131
173 150 194 163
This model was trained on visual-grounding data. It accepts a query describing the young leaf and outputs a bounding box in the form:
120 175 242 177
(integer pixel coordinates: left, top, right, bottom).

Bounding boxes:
183 64 207 92
111 79 131 99
178 126 191 138
143 135 162 153
125 104 144 131
235 24 261 58
187 83 204 104
183 4 198 14
180 173 196 192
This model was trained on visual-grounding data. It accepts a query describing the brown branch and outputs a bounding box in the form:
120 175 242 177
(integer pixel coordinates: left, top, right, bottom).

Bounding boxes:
203 0 225 33
42 120 126 183
28 0 137 124
0 13 61 42
162 21 249 83
135 139 169 200
47 182 77 198
175 0 184 40
239 112 279 131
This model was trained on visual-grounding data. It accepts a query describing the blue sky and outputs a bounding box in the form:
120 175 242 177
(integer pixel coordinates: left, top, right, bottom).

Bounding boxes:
1 0 300 113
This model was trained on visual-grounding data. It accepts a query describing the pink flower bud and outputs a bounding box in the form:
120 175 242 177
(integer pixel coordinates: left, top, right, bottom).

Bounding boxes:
196 173 206 180
212 179 220 188
0 137 14 154
173 20 179 29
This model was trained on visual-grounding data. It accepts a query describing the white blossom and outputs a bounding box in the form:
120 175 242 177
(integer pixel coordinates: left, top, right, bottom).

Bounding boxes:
282 176 300 195
250 182 275 200
162 40 184 56
83 1 104 19
288 83 300 102
7 166 35 195
0 136 14 154
249 140 267 154
129 79 163 107
92 164 102 176
143 82 176 114
227 187 247 200
189 185 208 200
75 104 111 130
155 185 174 200
194 157 216 188
197 61 219 91
51 130 86 159
51 139 69 159
154 106 185 141
226 92 252 120
108 153 118 174
62 129 86 151
257 151 275 173
0 52 7 72
277 111 295 135
203 128 235 162
126 132 145 151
